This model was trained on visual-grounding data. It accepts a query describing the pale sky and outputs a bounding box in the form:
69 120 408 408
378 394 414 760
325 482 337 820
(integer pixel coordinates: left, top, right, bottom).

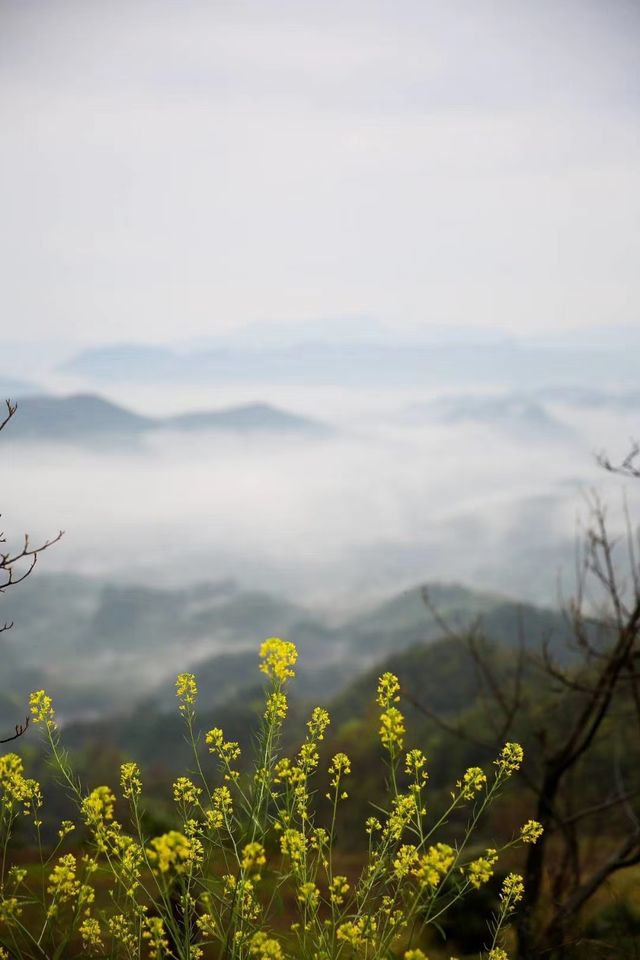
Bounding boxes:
1 0 639 345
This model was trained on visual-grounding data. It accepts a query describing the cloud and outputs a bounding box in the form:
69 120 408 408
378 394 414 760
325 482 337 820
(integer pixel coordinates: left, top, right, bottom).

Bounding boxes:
3 387 639 607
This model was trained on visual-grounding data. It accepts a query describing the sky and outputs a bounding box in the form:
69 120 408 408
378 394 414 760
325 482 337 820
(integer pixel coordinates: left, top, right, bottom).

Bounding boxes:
1 0 639 347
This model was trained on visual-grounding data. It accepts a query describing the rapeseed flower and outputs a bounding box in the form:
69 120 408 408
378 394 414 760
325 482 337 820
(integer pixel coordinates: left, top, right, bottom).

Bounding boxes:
307 706 330 740
147 830 202 875
29 689 55 726
465 848 498 888
413 843 455 887
47 854 81 912
120 761 142 799
79 916 103 953
379 706 406 752
457 766 487 800
405 748 428 777
107 914 137 951
386 793 420 840
329 875 350 905
337 916 376 948
495 742 524 775
0 897 22 924
143 916 170 959
501 872 525 905
259 637 297 682
205 727 241 763
0 753 42 817
176 673 198 713
265 691 288 722
377 672 401 708
250 930 284 960
173 776 202 806
242 841 267 877
280 828 307 864
520 819 544 844
393 844 419 878
81 785 115 827
297 881 320 909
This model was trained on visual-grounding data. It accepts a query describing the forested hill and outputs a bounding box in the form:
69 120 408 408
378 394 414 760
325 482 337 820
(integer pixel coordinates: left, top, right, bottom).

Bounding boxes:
2 394 329 443
0 571 575 749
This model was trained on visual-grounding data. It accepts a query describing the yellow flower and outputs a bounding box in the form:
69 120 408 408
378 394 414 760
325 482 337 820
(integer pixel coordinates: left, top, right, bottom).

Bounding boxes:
0 753 42 817
488 950 509 960
176 672 198 712
249 930 284 960
120 761 142 799
377 672 401 708
413 843 455 887
265 691 288 722
259 637 297 682
205 784 233 830
143 916 170 959
280 828 307 864
297 881 320 909
242 841 267 877
29 689 55 726
520 819 544 844
495 742 524 775
386 793 420 840
7 866 27 889
0 896 22 924
117 835 143 898
501 872 525 905
81 785 116 827
307 706 330 740
297 741 319 773
173 776 202 806
273 758 304 786
337 917 376 948
47 854 81 910
405 749 428 777
393 844 419 879
328 752 351 788
329 875 350 905
465 848 498 888
79 917 103 953
108 914 137 951
457 766 487 799
405 951 430 960
205 727 241 765
379 706 405 752
147 830 202 875
196 912 217 937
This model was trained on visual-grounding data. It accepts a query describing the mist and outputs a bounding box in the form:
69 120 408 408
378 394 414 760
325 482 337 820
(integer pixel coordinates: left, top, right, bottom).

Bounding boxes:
3 383 638 611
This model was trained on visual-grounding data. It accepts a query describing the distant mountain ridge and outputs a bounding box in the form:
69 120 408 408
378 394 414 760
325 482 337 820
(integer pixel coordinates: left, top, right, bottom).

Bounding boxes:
402 393 577 441
5 394 330 443
60 336 640 388
0 572 573 728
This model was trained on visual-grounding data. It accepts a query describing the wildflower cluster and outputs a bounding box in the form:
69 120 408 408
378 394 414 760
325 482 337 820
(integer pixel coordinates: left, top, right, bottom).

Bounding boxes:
259 637 297 682
120 761 142 799
0 637 540 960
176 672 198 714
377 671 406 755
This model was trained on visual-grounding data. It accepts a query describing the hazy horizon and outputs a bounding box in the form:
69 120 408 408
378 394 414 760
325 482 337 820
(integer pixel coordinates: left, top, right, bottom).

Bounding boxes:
2 0 639 610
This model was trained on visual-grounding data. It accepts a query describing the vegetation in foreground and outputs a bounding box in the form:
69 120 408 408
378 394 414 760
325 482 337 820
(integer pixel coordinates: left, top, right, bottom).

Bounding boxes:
0 638 541 960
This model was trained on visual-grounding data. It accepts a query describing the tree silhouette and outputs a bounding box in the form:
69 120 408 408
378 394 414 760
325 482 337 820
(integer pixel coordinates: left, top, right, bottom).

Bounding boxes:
0 400 62 743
